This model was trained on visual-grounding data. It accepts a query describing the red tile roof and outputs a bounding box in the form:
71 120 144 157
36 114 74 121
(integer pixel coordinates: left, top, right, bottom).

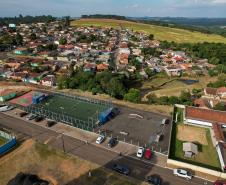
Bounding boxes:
205 87 217 96
217 87 226 94
186 106 226 124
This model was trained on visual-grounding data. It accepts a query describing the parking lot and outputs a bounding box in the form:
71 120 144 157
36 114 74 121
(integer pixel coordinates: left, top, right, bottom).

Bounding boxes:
98 106 172 154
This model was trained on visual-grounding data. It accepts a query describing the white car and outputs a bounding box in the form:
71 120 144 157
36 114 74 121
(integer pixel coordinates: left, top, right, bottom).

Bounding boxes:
136 147 144 158
96 135 105 144
173 169 193 180
0 105 14 112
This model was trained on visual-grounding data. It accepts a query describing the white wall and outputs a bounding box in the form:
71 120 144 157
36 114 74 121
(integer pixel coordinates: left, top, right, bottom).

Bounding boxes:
186 118 213 127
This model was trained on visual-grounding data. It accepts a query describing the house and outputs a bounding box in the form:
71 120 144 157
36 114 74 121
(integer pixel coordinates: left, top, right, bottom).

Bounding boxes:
14 48 28 55
204 87 226 99
96 63 109 72
83 63 96 72
0 89 16 102
41 75 56 87
164 66 183 77
183 142 198 158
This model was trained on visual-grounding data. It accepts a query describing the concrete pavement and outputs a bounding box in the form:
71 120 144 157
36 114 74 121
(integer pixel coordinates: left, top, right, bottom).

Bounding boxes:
0 112 213 185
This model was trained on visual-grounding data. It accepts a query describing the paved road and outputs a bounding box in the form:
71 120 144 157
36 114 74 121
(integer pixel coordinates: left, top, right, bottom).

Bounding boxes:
0 113 212 185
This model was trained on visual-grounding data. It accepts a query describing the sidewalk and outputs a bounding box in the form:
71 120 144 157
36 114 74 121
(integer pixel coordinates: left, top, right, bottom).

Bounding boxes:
4 108 167 167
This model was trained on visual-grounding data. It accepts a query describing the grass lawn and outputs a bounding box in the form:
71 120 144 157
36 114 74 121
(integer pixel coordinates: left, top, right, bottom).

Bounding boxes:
170 108 221 171
142 75 217 98
0 136 8 146
72 19 226 43
0 139 145 185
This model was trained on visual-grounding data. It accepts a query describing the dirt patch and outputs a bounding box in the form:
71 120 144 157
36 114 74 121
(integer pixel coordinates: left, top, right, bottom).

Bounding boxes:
177 124 208 145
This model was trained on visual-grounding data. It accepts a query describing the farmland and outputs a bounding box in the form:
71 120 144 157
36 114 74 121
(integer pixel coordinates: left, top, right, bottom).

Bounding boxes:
71 19 226 43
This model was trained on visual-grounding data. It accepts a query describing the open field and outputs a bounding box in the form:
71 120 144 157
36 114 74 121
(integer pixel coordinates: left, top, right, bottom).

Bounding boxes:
177 124 208 145
72 19 226 43
0 136 7 146
0 139 145 185
142 76 217 98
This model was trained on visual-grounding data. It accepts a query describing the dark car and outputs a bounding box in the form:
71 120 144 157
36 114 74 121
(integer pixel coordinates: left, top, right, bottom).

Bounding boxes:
46 120 56 127
214 180 226 185
108 137 117 148
35 116 44 122
112 164 130 175
147 175 161 185
19 112 28 117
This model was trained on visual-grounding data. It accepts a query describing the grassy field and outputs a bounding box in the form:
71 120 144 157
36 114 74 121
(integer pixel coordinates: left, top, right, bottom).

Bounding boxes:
39 94 109 121
0 139 145 185
0 136 8 146
169 108 221 171
142 75 217 98
72 19 226 43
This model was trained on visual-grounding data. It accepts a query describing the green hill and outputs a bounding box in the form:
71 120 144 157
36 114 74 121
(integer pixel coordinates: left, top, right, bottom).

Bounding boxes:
71 19 226 43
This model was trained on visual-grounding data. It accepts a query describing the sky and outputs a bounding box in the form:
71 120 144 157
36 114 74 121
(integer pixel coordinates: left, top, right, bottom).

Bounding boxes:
1 0 226 18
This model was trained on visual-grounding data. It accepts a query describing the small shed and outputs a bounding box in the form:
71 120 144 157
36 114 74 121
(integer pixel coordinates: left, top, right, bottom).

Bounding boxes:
183 142 198 158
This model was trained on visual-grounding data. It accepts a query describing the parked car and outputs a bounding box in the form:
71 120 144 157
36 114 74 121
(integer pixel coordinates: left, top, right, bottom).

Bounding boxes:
35 116 44 122
147 175 161 185
137 147 144 158
19 112 28 117
108 137 117 148
26 114 37 121
46 120 56 127
145 149 152 160
112 164 130 175
96 135 105 144
173 169 192 180
161 118 169 125
214 180 226 185
155 134 163 143
0 105 14 112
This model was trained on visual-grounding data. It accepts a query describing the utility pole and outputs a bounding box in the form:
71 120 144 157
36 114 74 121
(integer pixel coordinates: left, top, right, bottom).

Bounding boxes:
61 133 65 153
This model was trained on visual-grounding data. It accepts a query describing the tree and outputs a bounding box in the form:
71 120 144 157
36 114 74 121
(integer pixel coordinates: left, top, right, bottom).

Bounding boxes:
59 37 67 45
15 33 23 45
209 57 220 65
149 34 154 40
30 33 37 40
124 88 141 103
147 94 158 104
214 102 226 111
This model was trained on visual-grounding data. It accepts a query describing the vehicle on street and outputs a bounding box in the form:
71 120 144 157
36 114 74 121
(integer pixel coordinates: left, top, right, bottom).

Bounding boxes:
35 116 44 122
19 111 28 117
161 118 169 125
173 169 193 180
96 135 105 144
26 114 37 120
137 147 144 158
147 175 162 185
214 180 226 185
108 137 117 147
0 105 14 112
145 149 152 160
112 164 130 175
46 120 56 127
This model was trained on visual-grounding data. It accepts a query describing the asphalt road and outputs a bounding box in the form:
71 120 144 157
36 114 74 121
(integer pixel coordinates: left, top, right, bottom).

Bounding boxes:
0 113 213 185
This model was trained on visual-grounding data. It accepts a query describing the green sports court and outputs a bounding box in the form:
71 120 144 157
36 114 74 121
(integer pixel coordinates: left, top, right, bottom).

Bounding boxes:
37 93 111 122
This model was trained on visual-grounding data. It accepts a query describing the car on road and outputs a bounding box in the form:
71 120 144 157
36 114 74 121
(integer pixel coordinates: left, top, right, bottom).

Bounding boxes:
173 169 192 180
145 149 152 160
112 164 130 175
0 105 14 112
19 111 28 117
46 120 56 127
26 114 37 121
108 137 117 148
34 116 44 122
96 135 105 144
214 180 226 185
146 175 161 185
161 118 169 125
137 147 144 158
